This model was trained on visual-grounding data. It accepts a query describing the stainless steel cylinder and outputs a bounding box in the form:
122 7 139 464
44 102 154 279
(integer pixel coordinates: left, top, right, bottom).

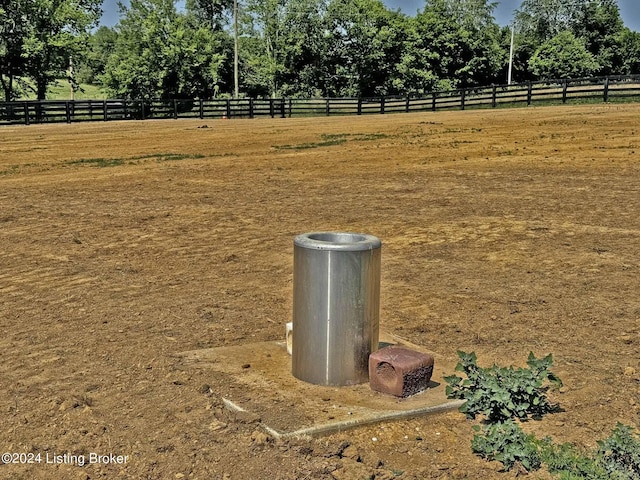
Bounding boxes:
292 232 381 386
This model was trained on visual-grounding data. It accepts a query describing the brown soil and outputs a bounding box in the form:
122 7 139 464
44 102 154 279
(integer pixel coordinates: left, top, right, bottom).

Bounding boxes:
1 104 639 479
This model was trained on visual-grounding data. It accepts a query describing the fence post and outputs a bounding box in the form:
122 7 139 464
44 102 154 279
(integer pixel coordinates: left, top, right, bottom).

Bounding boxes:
432 92 437 111
380 96 385 114
34 101 43 123
280 98 286 118
405 96 410 113
492 85 497 108
140 100 145 120
461 89 466 110
199 99 204 119
173 99 178 119
603 77 610 103
65 102 71 123
325 98 330 116
23 103 30 126
288 98 292 118
226 99 231 118
527 81 533 106
357 98 362 115
103 100 107 121
562 80 568 104
269 98 274 118
249 98 254 118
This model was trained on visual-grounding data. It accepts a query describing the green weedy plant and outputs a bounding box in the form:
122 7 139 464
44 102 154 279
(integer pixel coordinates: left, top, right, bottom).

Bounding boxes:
444 351 640 478
444 351 563 423
540 438 609 479
597 423 640 479
471 420 542 472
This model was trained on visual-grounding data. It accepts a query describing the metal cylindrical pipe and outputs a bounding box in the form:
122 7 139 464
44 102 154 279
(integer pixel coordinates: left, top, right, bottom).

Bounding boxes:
292 232 381 386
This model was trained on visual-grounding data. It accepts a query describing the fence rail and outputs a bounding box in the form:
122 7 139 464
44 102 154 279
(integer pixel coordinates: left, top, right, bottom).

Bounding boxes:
2 75 640 126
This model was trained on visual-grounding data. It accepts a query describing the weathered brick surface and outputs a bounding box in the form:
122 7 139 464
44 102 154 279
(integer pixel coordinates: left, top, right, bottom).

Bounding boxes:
368 346 434 397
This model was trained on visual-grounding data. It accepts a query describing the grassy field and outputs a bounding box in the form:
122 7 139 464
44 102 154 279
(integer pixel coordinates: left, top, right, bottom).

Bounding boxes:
16 78 108 100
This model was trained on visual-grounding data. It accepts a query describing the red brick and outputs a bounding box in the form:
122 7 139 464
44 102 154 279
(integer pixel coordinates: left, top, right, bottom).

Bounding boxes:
368 346 434 397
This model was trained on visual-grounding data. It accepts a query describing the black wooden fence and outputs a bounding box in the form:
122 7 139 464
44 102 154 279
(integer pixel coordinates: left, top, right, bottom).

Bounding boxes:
1 75 639 126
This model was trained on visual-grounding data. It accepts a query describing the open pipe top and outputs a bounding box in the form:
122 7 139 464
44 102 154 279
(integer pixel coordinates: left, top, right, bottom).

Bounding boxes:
294 232 381 252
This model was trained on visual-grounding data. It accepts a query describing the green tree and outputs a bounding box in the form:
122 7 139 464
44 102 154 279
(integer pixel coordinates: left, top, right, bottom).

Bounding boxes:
76 26 118 85
528 30 598 79
103 0 177 99
396 0 503 94
571 0 625 75
239 0 287 97
512 0 634 81
516 0 585 44
103 0 230 99
186 0 234 30
615 28 640 75
424 0 498 31
179 15 233 97
277 0 328 97
0 0 100 100
395 11 461 94
25 0 101 100
0 1 29 100
322 0 407 97
509 27 542 82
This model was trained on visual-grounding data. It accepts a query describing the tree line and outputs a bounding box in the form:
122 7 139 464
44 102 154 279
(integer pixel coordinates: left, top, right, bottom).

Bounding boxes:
1 0 639 102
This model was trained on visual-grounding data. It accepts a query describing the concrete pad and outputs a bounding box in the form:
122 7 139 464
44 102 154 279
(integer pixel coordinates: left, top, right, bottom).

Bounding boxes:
177 332 463 438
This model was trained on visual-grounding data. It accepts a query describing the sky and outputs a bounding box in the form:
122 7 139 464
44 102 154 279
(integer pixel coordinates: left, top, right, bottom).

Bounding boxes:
100 0 640 32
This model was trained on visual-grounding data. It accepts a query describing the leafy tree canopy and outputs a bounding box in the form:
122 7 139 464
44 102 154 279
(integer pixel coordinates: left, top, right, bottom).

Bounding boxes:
4 0 640 101
528 30 599 79
102 0 230 99
0 0 100 100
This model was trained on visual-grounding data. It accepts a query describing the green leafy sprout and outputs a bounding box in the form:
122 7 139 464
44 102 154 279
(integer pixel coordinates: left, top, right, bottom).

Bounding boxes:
444 351 640 478
444 350 562 423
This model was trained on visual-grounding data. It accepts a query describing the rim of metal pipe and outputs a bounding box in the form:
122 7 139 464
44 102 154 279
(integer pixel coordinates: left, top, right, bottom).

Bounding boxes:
294 232 381 251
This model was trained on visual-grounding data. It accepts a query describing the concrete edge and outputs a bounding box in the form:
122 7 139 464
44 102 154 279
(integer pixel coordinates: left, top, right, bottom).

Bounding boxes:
221 397 465 440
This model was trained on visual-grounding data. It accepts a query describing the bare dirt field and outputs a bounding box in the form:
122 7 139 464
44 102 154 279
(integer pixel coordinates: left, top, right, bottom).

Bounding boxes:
1 104 639 479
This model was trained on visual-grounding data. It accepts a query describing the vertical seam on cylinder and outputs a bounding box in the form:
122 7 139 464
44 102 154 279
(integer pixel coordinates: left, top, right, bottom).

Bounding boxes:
326 250 331 385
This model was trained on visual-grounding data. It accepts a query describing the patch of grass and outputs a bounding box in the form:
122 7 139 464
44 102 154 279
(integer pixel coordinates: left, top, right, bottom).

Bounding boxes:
274 139 348 150
68 158 125 167
607 95 640 104
319 133 349 141
0 165 21 175
274 132 391 150
440 127 483 134
131 152 206 162
352 133 391 141
450 140 475 147
66 152 206 168
49 81 107 100
15 77 108 100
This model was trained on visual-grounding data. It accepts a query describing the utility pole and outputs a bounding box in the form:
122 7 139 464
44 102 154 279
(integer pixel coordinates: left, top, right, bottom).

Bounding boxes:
234 0 239 98
508 23 515 85
69 57 75 100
